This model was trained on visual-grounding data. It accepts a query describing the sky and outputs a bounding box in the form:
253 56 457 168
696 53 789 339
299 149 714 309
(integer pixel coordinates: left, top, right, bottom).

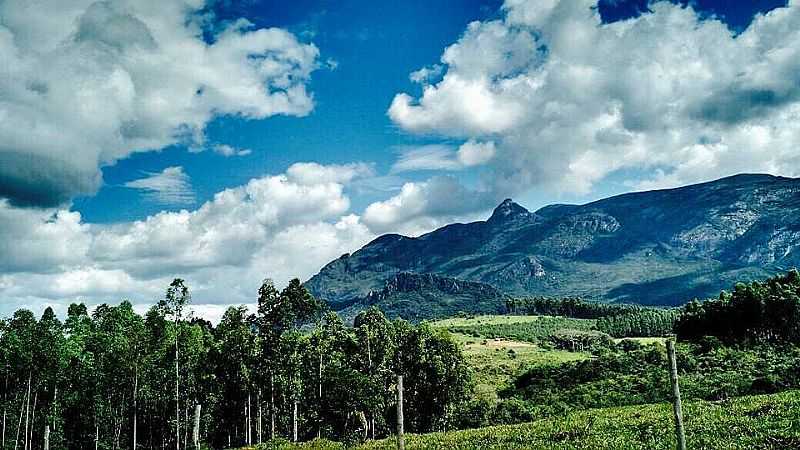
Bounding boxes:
0 0 798 321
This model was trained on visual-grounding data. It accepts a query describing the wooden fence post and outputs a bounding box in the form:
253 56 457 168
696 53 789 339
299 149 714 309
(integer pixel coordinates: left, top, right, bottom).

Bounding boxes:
396 375 404 450
667 340 687 450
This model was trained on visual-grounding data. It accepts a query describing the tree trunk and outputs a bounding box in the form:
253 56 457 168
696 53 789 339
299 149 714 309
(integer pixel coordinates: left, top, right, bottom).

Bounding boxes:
292 401 298 442
318 353 323 440
175 317 180 450
257 389 262 444
43 425 49 450
95 424 99 450
270 374 275 440
28 390 37 450
2 368 8 449
22 372 31 450
133 368 138 450
247 391 252 445
52 386 57 431
183 405 188 449
192 404 200 450
13 391 24 450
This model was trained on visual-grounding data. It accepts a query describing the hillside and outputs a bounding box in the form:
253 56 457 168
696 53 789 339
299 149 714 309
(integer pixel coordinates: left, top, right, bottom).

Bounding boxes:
307 174 800 313
337 272 510 322
247 390 800 449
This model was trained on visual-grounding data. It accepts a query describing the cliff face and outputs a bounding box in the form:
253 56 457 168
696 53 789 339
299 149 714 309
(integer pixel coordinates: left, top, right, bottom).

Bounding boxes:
307 174 800 313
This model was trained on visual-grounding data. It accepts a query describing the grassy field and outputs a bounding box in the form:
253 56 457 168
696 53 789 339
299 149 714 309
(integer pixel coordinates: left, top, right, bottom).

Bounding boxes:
614 336 668 345
447 331 587 400
429 315 549 327
245 389 800 449
428 315 591 399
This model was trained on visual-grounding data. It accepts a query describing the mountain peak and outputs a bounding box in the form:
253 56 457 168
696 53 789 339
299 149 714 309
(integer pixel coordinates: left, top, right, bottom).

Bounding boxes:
488 198 530 223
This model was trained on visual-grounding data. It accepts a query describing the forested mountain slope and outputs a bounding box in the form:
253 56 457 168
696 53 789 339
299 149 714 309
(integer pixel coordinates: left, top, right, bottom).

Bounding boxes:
307 174 800 311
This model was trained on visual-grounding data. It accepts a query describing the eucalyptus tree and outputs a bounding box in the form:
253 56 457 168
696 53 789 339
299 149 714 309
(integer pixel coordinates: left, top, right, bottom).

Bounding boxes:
353 308 396 439
211 306 258 448
161 279 190 450
255 278 322 441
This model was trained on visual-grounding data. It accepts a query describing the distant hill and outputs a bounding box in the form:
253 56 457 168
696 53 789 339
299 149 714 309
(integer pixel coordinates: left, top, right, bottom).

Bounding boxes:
307 174 800 316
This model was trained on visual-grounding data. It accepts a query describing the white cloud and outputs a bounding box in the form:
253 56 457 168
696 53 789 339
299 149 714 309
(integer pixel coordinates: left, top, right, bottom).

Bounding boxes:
409 64 443 83
286 162 375 185
391 145 463 172
0 0 319 207
362 176 496 235
388 0 800 195
457 140 496 167
0 163 376 320
391 140 496 173
124 166 196 205
213 144 252 157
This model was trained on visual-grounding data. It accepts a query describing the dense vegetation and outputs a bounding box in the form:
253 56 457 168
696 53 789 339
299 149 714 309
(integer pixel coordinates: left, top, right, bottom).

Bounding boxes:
4 270 800 449
439 316 595 345
250 390 800 449
0 279 470 450
506 297 678 338
676 269 800 344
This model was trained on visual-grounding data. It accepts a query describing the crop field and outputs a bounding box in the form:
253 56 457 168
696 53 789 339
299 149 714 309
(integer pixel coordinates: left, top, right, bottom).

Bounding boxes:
246 389 800 449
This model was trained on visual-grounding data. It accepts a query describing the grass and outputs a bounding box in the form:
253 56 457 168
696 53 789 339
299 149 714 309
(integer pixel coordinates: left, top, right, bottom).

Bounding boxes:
427 316 593 399
429 315 548 327
244 389 800 449
448 331 587 400
614 337 668 345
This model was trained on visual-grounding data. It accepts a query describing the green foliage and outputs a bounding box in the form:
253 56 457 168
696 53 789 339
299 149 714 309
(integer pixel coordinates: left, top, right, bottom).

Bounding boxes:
0 279 471 450
596 309 679 338
439 316 596 345
506 342 800 416
247 390 800 450
676 269 800 344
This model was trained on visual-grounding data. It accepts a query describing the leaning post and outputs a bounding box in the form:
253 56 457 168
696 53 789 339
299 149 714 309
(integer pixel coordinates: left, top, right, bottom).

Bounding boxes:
667 339 687 450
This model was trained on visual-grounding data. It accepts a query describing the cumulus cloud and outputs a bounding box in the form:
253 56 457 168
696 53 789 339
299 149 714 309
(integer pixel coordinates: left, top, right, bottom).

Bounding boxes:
0 0 319 207
124 166 196 205
362 176 497 235
389 0 800 195
0 164 375 319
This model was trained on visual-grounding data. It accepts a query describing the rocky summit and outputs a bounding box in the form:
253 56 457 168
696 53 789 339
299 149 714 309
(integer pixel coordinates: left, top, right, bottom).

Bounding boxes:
306 174 800 317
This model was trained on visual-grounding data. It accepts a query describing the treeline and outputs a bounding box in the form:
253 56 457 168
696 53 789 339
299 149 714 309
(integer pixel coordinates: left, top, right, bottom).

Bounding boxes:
596 310 679 338
676 269 800 344
505 297 678 338
505 297 636 319
0 279 470 450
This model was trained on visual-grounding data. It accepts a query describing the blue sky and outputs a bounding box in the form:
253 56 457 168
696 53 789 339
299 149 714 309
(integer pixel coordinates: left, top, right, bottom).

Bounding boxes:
0 0 798 320
73 0 789 223
74 0 507 222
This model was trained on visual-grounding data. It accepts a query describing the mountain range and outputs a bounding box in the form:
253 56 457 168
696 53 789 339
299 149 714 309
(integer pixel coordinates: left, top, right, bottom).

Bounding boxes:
306 174 800 319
